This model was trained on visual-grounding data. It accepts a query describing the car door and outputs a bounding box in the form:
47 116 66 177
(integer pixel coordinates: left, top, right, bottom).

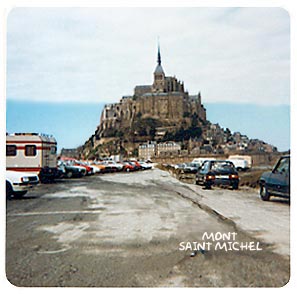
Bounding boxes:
267 157 290 196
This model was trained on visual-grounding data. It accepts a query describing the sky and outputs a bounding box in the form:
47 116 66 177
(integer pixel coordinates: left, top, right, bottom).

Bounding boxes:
5 7 290 151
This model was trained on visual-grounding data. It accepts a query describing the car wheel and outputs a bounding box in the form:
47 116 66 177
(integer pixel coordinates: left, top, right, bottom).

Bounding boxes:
14 191 27 198
260 184 270 201
232 184 239 190
126 168 130 172
66 171 73 178
204 183 211 189
6 181 13 200
81 170 87 177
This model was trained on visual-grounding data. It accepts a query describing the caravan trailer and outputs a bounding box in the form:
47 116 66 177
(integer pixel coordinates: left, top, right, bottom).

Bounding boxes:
6 133 59 182
228 155 252 170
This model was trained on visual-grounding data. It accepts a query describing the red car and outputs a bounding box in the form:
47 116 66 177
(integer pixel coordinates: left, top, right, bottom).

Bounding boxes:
60 157 94 176
130 160 142 170
123 162 136 172
73 161 94 175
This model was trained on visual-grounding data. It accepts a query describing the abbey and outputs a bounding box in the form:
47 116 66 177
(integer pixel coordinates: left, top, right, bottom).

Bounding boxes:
81 45 278 159
98 45 206 135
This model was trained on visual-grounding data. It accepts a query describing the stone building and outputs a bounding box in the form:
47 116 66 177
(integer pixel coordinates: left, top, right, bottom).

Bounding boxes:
156 141 181 157
138 141 157 160
138 140 182 160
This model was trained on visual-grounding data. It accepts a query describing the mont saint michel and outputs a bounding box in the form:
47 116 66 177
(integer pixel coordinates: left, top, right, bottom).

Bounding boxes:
81 46 277 159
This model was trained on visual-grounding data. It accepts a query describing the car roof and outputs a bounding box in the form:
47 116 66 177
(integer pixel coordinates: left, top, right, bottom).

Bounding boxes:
204 160 233 163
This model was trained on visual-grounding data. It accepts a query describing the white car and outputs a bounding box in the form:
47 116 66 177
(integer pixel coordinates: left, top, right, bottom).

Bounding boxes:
103 161 124 171
6 170 39 199
89 165 101 173
138 161 153 169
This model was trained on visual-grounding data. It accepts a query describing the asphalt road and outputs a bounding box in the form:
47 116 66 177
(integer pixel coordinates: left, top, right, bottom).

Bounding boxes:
6 168 290 287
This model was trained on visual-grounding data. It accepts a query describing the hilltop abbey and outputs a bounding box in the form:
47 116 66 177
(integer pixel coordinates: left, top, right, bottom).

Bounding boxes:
94 45 206 139
80 45 278 159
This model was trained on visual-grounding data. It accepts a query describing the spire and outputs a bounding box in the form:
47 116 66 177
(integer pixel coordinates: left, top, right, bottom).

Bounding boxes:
154 39 165 75
157 42 161 66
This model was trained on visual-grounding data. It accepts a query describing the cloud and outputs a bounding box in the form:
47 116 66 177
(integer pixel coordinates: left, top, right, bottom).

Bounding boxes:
6 7 290 105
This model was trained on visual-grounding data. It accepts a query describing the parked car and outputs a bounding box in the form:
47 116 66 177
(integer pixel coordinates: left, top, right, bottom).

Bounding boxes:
103 161 124 171
129 160 142 170
174 163 187 170
100 162 118 173
138 161 153 170
88 164 101 173
192 157 215 167
123 162 136 172
58 161 87 178
183 162 200 173
259 155 290 201
91 161 107 173
74 160 94 175
6 170 39 199
196 160 239 190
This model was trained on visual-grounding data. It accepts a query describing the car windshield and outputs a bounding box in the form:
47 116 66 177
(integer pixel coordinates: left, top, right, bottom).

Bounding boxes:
212 161 234 172
274 157 290 174
189 163 198 167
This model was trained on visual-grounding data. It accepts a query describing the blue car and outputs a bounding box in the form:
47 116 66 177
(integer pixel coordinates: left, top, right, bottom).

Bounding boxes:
259 155 290 201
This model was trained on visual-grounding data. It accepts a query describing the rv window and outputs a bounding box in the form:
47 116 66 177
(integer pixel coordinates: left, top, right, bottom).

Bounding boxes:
25 145 37 156
51 146 57 155
6 145 17 156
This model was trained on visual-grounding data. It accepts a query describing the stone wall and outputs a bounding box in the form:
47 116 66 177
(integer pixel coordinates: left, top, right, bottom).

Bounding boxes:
152 153 281 167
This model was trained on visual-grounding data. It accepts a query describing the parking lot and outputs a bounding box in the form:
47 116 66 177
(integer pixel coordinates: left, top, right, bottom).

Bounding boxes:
6 168 290 287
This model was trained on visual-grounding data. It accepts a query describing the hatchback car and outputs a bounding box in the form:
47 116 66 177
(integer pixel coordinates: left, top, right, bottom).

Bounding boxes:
196 160 239 189
259 155 290 201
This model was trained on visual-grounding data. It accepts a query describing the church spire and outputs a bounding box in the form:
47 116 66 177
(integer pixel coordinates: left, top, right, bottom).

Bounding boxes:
157 42 161 66
153 40 165 92
154 40 165 75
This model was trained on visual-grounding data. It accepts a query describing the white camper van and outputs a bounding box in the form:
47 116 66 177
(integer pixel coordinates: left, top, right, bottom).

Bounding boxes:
228 155 252 171
6 133 58 182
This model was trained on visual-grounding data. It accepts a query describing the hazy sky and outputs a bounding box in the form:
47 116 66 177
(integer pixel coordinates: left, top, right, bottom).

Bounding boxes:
5 7 291 151
7 7 290 105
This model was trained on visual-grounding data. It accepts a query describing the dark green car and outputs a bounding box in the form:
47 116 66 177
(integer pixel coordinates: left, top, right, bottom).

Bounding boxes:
259 155 290 201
